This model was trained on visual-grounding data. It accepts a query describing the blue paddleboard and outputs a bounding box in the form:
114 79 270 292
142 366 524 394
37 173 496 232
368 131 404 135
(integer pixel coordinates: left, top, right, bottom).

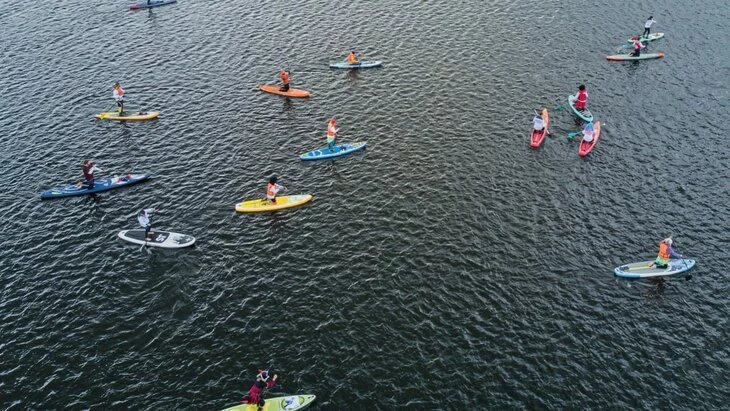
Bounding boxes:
41 174 150 199
130 0 177 10
329 61 383 69
300 142 367 161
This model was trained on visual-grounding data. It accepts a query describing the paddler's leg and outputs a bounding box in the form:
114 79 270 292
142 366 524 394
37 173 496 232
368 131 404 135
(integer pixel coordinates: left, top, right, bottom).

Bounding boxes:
327 140 335 152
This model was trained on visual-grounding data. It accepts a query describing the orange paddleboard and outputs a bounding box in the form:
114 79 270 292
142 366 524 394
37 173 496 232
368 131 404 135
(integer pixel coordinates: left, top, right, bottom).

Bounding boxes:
259 85 311 98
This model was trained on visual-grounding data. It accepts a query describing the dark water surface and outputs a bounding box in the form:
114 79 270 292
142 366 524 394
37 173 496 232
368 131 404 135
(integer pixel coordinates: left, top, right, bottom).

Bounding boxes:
1 0 729 409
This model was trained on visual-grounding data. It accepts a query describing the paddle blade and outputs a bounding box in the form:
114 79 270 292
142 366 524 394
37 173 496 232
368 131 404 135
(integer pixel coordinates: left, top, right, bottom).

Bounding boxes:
554 105 564 111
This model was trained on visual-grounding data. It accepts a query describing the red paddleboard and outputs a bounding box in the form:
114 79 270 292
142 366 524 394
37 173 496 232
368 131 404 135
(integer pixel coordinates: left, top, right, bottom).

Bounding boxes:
578 121 601 157
530 108 549 148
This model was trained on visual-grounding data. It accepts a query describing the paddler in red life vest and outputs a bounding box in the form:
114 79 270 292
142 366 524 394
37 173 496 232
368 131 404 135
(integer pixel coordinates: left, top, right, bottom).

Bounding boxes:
241 370 278 410
347 50 359 65
112 82 125 114
279 69 290 92
266 176 285 203
76 160 102 189
630 37 646 57
649 237 683 269
326 117 339 151
574 85 587 112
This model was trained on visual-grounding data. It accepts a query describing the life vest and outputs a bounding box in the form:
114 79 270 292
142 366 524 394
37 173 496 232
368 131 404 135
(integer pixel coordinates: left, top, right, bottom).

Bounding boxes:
327 121 337 142
577 90 587 103
266 183 277 199
634 40 642 50
657 242 670 260
348 53 358 65
280 71 289 85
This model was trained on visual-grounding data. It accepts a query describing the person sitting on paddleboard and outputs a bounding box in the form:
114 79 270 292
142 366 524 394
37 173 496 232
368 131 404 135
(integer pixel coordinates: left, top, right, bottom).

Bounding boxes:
574 85 588 112
279 69 290 92
648 237 683 269
266 176 285 203
581 122 594 144
241 369 278 410
327 117 339 151
113 82 125 115
137 208 155 241
642 16 656 37
533 112 545 132
347 50 359 65
76 160 102 189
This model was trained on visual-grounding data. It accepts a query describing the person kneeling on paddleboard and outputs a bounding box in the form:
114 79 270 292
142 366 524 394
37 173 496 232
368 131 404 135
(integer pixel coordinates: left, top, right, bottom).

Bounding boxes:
581 122 594 144
630 37 645 57
137 208 155 241
648 237 683 269
76 160 102 189
574 85 588 113
279 69 290 92
266 176 285 204
241 369 278 410
347 50 359 65
327 117 339 151
113 82 125 115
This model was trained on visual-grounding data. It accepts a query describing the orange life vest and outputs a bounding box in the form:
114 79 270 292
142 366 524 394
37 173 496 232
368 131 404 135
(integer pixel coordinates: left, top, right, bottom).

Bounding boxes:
266 183 277 199
348 53 358 65
327 122 337 142
113 86 124 99
657 242 670 260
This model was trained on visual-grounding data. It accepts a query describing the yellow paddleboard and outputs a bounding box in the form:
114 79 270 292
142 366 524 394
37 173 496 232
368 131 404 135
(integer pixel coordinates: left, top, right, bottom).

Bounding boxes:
96 111 160 121
235 195 313 213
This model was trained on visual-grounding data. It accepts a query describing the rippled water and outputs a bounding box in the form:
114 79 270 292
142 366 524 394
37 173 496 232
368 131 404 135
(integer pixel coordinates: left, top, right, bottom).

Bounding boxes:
1 0 728 409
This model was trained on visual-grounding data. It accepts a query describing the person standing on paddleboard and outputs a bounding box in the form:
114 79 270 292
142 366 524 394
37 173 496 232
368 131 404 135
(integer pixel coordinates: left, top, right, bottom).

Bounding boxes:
266 176 285 204
574 85 588 113
137 208 155 241
279 69 290 92
642 16 656 37
112 82 125 115
630 37 645 57
648 238 683 269
326 117 339 151
77 160 102 189
347 50 359 65
241 369 278 410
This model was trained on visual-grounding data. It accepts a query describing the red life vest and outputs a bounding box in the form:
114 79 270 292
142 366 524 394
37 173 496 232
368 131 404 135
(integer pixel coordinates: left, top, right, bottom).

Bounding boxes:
327 121 337 142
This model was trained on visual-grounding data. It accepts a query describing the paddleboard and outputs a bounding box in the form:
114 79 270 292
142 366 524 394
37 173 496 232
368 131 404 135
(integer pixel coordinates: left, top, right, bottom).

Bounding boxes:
607 53 664 61
567 94 593 122
300 142 367 160
529 108 549 148
578 121 601 157
221 395 316 411
96 111 160 121
614 258 696 279
235 195 313 213
329 61 383 69
41 174 149 199
259 85 310 98
626 32 664 43
130 0 177 9
118 229 195 248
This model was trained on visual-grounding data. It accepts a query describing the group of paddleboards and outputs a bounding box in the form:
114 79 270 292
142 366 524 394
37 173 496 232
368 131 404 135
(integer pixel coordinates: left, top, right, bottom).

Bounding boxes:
530 19 668 156
529 86 601 157
530 19 695 278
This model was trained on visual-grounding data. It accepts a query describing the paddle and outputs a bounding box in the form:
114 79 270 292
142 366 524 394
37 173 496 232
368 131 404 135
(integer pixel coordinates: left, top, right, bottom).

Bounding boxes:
567 131 580 139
